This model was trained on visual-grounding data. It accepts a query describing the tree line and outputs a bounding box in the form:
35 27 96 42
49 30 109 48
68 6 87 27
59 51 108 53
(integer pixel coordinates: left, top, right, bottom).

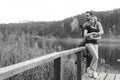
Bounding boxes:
0 8 120 38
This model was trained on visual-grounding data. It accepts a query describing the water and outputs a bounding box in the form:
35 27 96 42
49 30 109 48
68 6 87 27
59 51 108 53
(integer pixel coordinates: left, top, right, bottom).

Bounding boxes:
98 42 120 73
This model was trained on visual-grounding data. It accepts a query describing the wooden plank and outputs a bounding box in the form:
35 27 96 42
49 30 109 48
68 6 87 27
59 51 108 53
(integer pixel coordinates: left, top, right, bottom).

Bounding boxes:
0 47 85 79
115 74 120 80
82 72 102 80
98 72 107 80
82 73 95 80
82 72 116 80
62 47 86 56
82 73 90 80
54 57 61 80
104 73 116 80
82 73 87 80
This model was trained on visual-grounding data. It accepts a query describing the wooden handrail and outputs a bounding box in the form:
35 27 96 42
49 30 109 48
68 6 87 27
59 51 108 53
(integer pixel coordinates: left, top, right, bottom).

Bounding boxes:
0 47 86 80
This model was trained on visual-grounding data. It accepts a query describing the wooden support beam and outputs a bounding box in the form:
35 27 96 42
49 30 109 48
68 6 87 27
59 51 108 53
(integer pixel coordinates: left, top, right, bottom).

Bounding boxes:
76 51 82 80
54 57 61 80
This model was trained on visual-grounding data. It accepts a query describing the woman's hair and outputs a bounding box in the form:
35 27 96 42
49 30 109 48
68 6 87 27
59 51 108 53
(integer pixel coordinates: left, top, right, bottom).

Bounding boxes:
93 16 97 22
89 16 97 23
88 16 98 26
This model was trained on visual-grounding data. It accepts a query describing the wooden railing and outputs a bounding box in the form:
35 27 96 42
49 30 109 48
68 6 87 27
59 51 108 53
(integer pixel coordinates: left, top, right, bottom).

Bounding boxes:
0 47 86 80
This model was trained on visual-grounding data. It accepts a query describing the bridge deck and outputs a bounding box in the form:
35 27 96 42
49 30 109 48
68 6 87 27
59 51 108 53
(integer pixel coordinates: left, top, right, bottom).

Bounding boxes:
82 72 120 80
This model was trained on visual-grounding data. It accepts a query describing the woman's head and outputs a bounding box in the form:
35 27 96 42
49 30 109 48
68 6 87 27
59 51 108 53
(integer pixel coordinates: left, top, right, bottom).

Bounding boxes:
89 16 97 24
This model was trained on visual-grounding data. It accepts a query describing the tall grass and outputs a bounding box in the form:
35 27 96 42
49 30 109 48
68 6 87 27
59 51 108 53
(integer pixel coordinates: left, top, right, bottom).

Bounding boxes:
0 32 86 80
0 33 55 80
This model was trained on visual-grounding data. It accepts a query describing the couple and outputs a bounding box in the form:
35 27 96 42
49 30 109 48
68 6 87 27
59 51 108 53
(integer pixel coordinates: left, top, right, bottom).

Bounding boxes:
80 11 104 78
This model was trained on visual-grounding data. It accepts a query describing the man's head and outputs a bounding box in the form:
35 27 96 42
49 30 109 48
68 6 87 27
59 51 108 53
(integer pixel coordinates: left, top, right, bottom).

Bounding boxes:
85 11 94 21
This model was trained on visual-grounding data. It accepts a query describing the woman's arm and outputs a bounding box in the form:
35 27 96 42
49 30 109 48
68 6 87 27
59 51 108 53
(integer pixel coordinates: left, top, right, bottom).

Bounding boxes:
84 29 94 39
84 29 91 37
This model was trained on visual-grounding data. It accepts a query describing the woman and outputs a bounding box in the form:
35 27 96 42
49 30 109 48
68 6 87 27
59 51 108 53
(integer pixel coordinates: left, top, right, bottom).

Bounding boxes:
84 16 104 78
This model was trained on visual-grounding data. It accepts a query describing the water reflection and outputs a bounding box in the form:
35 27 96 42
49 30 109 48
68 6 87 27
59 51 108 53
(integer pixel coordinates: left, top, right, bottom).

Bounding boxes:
98 42 120 73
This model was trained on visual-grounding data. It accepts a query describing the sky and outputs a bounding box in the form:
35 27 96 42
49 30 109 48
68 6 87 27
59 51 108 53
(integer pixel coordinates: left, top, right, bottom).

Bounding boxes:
0 0 120 23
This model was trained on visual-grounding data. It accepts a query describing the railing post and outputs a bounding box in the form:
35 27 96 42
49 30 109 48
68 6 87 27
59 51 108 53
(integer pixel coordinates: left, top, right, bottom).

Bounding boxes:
76 51 82 80
54 57 61 80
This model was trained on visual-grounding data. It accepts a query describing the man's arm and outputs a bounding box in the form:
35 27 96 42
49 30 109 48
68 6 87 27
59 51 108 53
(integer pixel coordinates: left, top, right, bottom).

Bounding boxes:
97 22 104 35
91 22 104 40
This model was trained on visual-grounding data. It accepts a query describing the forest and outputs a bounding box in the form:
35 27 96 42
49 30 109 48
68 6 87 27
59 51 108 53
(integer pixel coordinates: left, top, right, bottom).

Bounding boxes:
0 8 120 39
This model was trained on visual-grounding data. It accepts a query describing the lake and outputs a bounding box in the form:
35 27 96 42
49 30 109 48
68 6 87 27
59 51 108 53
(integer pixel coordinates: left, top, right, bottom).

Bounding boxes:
98 41 120 74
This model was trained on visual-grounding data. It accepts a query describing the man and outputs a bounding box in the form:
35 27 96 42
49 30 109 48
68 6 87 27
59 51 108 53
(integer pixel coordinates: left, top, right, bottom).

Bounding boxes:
73 11 93 69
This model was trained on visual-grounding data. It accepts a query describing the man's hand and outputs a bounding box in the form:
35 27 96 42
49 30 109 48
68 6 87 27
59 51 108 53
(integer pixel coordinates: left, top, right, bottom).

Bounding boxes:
86 34 94 40
91 32 98 35
86 32 101 40
93 33 101 38
92 33 101 40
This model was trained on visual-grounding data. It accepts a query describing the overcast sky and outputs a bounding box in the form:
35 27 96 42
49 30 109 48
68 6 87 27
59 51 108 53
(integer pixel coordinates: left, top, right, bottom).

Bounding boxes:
0 0 120 23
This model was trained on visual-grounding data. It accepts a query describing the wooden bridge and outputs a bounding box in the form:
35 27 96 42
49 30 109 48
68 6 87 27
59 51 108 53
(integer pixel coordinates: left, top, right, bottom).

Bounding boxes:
0 46 119 80
82 72 120 80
